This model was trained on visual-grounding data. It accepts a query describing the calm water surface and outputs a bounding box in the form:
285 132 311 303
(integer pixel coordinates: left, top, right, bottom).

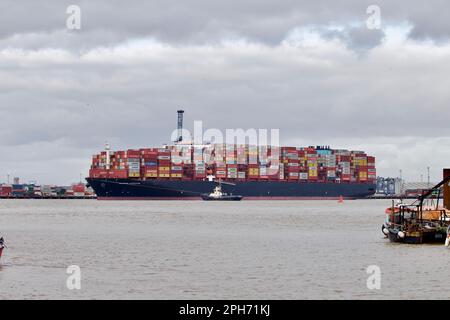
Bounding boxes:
0 199 449 299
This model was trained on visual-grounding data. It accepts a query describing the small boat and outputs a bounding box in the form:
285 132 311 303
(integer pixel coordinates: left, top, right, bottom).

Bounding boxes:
381 175 450 244
201 185 243 201
0 237 5 261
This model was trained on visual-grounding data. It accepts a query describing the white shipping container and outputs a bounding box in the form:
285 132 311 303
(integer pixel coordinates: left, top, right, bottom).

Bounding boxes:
299 172 308 180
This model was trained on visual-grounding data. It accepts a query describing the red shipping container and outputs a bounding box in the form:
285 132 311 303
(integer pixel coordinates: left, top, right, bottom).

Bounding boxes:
341 174 351 181
157 150 171 156
108 169 128 179
89 168 108 178
127 150 140 157
158 160 171 166
143 154 158 160
338 155 351 162
0 186 12 196
141 149 158 155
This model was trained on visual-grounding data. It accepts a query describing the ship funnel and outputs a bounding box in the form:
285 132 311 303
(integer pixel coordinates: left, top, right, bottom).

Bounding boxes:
444 169 450 210
177 110 184 142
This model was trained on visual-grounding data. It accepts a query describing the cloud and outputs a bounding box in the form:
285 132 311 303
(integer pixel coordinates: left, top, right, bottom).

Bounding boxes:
2 1 450 48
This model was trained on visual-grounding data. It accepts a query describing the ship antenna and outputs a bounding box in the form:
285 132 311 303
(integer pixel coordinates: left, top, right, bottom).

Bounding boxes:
177 110 184 143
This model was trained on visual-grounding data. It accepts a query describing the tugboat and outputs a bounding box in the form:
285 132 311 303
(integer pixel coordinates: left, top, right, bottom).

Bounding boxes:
382 173 450 244
201 185 243 201
0 237 5 261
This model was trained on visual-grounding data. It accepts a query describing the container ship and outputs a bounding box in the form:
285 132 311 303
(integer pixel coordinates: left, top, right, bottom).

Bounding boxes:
86 111 376 200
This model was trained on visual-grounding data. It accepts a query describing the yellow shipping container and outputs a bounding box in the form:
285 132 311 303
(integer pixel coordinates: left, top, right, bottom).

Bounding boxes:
308 170 318 177
171 173 182 178
145 173 158 178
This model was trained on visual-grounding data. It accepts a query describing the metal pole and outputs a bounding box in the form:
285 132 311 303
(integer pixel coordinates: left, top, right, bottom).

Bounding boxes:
177 110 184 142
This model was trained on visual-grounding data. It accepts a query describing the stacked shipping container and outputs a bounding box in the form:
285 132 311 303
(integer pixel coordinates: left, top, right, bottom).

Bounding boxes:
89 145 376 184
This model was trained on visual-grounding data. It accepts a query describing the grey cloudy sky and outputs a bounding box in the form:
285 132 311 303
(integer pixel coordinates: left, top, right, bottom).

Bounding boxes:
0 0 449 184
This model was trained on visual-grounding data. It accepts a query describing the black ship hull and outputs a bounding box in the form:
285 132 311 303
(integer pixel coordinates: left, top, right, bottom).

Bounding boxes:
387 234 446 244
386 227 446 244
86 178 376 200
